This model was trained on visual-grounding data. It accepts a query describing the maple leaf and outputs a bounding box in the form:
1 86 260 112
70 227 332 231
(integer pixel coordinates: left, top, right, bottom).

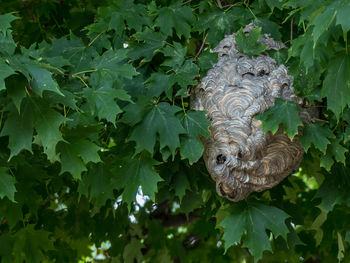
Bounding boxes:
321 54 350 118
320 139 348 171
129 102 186 156
171 168 190 202
0 102 33 159
310 0 350 46
24 61 64 96
0 167 16 202
0 59 15 91
83 86 132 125
145 73 172 99
121 95 153 126
128 29 166 61
170 59 199 93
255 98 303 138
299 123 334 152
161 42 187 68
92 49 138 80
179 111 211 164
235 27 267 57
12 224 54 263
78 164 114 206
0 13 18 34
194 7 249 46
57 138 101 180
113 152 162 209
219 202 290 262
123 238 144 263
32 99 67 162
316 164 350 212
155 4 195 39
336 3 350 35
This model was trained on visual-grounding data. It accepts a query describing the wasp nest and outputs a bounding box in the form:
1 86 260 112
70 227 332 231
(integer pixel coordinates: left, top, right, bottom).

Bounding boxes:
192 24 304 202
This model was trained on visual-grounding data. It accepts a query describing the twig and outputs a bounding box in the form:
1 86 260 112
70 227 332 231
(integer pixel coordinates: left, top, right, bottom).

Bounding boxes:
216 0 223 8
182 0 193 5
313 118 330 124
290 17 294 42
194 32 209 59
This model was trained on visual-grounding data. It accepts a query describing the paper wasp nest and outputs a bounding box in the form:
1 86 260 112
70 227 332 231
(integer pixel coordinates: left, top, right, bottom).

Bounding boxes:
192 24 304 202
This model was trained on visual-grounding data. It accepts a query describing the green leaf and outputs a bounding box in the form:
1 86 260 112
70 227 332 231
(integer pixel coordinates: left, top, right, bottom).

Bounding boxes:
330 139 347 164
129 103 186 156
0 59 15 91
128 29 166 61
299 123 333 152
24 62 64 96
93 49 138 80
316 164 350 212
114 153 162 209
197 51 218 74
123 238 144 263
219 202 290 262
146 73 171 99
32 100 67 161
12 225 54 263
235 27 267 57
180 111 210 164
0 13 18 34
320 139 347 171
108 12 125 36
0 102 33 159
0 199 22 228
155 4 195 39
254 18 281 40
170 59 199 91
0 167 16 202
255 98 303 138
264 0 283 10
310 3 338 47
57 138 101 180
121 95 153 126
321 54 350 118
161 42 187 67
83 87 132 125
78 164 113 206
172 170 190 202
336 4 350 35
195 7 249 46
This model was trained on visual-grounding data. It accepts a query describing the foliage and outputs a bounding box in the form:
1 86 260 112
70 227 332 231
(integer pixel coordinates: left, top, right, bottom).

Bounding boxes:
0 0 350 262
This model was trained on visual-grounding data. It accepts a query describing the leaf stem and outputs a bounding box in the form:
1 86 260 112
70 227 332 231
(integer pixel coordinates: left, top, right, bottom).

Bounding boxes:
73 75 89 88
88 29 107 47
244 2 257 19
73 69 98 75
181 96 186 115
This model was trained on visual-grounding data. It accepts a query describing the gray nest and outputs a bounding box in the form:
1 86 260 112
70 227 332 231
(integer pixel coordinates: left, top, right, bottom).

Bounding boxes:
192 24 304 202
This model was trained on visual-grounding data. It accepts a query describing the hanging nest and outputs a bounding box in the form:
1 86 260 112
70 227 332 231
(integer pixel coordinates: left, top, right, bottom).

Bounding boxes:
192 24 305 202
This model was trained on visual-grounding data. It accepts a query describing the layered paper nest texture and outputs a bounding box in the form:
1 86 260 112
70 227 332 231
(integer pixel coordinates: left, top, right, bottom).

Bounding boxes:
192 24 304 201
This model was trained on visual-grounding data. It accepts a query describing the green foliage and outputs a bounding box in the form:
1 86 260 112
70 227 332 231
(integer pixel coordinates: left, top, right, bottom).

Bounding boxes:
0 0 349 262
256 98 303 138
235 27 267 56
219 202 289 262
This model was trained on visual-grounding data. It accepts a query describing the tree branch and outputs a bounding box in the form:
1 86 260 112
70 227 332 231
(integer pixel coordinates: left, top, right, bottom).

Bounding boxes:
195 32 209 59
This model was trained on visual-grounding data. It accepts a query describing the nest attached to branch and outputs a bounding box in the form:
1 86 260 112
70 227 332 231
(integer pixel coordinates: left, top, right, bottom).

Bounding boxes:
192 24 304 202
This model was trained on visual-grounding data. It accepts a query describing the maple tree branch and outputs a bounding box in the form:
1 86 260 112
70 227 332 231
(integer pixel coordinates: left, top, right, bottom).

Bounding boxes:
216 0 223 8
195 31 209 59
182 0 193 5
